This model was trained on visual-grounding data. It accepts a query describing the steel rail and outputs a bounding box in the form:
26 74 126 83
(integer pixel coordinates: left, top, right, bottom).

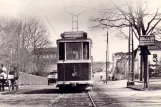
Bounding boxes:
49 94 63 107
87 91 97 107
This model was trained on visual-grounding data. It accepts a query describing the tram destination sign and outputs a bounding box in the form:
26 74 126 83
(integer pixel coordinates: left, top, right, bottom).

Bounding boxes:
139 36 155 46
61 31 87 39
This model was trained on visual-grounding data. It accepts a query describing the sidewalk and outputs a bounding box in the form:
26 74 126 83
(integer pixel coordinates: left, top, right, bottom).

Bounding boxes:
97 80 161 107
129 79 161 91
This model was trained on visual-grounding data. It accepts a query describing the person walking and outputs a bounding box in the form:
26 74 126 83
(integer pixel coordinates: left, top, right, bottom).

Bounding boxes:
9 66 19 90
0 64 7 79
0 64 8 91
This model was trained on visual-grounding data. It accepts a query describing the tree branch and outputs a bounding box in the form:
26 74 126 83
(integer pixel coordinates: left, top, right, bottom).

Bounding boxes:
147 18 161 35
146 9 159 33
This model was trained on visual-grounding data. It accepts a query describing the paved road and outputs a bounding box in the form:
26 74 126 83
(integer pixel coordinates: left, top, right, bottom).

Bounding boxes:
93 72 161 107
0 73 125 107
2 72 161 107
0 84 125 107
0 85 60 107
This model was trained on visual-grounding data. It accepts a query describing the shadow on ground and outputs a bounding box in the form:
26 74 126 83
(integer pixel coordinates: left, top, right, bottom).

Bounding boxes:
2 88 89 95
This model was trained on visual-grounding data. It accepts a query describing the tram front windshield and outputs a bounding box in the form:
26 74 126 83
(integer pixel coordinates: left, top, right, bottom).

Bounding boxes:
66 43 82 60
66 42 89 60
58 42 90 60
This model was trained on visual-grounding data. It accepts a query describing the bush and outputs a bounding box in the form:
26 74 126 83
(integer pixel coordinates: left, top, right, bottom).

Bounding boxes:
30 71 48 77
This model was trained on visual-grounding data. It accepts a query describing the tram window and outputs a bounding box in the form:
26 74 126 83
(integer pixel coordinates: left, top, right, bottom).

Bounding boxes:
59 43 65 60
83 42 89 59
66 43 82 60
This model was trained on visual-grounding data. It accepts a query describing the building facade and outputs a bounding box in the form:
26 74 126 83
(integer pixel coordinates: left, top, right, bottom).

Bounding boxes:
112 52 129 79
135 40 161 77
33 47 57 73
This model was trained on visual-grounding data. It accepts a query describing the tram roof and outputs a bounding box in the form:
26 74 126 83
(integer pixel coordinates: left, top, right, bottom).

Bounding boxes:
57 31 92 42
60 31 87 39
56 38 92 43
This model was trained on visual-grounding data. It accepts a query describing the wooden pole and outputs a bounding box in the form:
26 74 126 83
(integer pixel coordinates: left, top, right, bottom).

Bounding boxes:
106 31 108 84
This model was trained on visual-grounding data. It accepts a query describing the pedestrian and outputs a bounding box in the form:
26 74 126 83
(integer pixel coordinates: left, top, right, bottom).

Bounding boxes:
9 67 19 80
100 75 103 80
9 66 19 90
0 64 9 91
0 64 7 79
109 73 112 80
112 75 115 81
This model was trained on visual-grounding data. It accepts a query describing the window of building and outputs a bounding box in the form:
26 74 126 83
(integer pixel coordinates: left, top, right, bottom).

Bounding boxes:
46 54 49 58
53 54 56 58
50 54 53 58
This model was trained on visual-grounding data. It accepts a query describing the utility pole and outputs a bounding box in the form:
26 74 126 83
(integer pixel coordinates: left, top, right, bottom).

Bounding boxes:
127 23 135 86
140 46 150 89
139 35 154 89
105 31 109 84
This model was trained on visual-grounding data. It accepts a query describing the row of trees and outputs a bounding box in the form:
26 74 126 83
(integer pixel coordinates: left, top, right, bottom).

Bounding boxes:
0 16 51 75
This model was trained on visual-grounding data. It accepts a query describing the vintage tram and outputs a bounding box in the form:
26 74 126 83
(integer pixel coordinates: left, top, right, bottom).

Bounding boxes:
56 31 93 90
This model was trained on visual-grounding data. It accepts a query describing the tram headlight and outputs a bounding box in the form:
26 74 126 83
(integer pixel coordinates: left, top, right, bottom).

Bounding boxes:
72 71 77 77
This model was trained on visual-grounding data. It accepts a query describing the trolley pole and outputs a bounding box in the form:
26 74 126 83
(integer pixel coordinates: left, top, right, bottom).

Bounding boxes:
106 31 109 84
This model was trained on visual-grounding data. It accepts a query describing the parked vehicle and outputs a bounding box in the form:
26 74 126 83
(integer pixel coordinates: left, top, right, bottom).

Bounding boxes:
47 71 57 85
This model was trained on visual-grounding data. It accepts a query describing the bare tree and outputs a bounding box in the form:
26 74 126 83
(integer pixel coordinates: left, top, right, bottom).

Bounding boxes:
0 17 20 68
0 16 52 73
90 1 161 39
18 17 52 73
18 17 51 51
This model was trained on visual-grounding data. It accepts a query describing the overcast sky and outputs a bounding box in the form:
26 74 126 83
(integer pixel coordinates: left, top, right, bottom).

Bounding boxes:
0 0 161 61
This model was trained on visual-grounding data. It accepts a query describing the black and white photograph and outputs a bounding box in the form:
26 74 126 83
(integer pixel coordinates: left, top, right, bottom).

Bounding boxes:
0 0 161 107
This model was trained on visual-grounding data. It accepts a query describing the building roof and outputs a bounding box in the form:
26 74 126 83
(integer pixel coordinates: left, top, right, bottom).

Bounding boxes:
32 47 57 55
148 40 161 50
114 52 129 56
136 40 161 51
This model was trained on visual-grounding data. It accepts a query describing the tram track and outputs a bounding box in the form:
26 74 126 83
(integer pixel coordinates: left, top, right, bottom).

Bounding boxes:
49 90 124 107
49 94 64 107
89 86 125 107
87 91 97 107
50 91 93 107
49 90 101 107
47 86 124 107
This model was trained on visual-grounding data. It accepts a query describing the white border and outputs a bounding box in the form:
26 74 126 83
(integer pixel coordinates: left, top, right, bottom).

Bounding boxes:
57 60 91 63
56 80 93 85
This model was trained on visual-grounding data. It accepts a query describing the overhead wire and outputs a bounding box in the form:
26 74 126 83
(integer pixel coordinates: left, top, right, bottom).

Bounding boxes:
40 9 59 38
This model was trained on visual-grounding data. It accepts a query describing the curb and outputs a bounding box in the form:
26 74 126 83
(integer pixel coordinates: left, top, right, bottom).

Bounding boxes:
127 86 146 91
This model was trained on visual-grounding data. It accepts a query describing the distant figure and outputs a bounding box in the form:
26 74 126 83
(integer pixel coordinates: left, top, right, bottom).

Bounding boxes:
0 64 7 79
112 75 115 81
100 75 103 80
109 73 112 80
92 74 94 77
9 67 19 80
10 66 19 90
